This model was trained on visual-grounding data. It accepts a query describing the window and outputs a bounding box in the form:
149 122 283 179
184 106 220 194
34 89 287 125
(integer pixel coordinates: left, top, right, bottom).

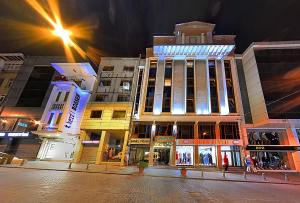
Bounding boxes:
48 113 54 124
177 123 194 139
90 110 102 118
56 91 62 102
145 61 157 112
0 95 5 104
95 94 108 102
209 60 219 113
134 69 144 115
198 122 216 139
156 123 173 136
162 61 172 112
123 66 134 72
64 92 70 102
296 129 300 143
224 60 236 113
6 79 13 88
0 78 4 87
103 66 114 71
56 113 62 124
186 60 195 113
220 122 240 139
117 95 130 102
134 124 152 138
100 80 111 87
16 66 55 107
120 80 132 91
112 110 126 119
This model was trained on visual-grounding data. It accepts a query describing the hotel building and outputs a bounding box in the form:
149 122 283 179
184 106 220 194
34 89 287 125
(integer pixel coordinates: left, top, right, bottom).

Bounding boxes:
130 21 245 167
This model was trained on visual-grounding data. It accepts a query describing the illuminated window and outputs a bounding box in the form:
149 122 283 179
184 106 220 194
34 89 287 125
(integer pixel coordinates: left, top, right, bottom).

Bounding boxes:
90 110 102 118
209 60 219 113
224 60 236 113
48 113 54 124
112 110 126 119
198 122 216 139
145 61 157 112
162 60 172 112
186 60 195 113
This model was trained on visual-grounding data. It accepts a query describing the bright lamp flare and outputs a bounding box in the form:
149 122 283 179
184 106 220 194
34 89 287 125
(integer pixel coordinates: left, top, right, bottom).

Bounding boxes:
53 25 72 45
26 0 87 62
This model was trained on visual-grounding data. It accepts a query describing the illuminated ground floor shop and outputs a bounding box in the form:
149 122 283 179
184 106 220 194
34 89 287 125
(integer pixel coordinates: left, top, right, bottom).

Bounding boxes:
246 128 300 171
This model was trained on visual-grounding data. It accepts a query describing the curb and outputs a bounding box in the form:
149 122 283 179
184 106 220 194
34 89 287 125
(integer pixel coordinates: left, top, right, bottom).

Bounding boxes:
1 165 300 186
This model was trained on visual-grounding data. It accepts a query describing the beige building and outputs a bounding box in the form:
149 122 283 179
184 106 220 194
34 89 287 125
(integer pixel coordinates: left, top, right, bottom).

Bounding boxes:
130 21 245 168
74 57 145 166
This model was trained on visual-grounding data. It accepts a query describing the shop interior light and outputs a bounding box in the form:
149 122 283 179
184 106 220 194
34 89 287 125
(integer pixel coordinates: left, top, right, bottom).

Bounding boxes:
1 119 8 123
34 120 41 125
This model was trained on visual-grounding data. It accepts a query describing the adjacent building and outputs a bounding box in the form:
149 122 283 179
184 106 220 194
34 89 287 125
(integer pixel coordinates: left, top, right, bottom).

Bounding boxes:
0 56 63 160
130 21 244 168
74 57 144 166
240 41 300 171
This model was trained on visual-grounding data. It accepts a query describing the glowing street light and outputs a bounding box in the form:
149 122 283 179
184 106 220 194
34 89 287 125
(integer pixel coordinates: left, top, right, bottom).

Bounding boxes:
52 25 72 45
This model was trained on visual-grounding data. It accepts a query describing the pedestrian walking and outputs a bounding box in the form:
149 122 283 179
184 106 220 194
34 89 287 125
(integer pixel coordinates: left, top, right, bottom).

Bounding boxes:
223 152 229 172
245 155 251 172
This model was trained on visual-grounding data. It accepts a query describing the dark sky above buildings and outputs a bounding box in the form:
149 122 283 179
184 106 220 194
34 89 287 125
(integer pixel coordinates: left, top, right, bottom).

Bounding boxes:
0 0 300 57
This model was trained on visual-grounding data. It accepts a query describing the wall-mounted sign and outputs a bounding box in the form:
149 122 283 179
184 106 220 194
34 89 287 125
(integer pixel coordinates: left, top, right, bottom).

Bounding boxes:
246 145 300 151
129 138 150 145
0 132 29 137
17 122 28 128
155 136 175 143
64 93 80 129
176 139 241 145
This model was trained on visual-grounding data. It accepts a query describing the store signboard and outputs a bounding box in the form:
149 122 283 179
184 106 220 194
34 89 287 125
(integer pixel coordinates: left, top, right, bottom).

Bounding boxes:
155 136 175 143
0 132 29 137
176 139 241 145
246 145 300 151
129 138 150 145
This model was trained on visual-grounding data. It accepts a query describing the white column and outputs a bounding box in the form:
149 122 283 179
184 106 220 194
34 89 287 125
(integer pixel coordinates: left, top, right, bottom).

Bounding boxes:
172 59 185 114
195 59 211 114
216 60 229 115
153 60 165 115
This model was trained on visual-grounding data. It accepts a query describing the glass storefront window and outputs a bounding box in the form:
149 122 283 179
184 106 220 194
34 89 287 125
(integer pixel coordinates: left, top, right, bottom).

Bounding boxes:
176 146 193 165
103 133 124 162
198 146 216 166
221 146 241 167
250 151 290 170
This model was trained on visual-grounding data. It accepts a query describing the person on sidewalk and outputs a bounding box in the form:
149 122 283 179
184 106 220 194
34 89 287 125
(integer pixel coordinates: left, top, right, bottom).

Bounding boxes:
223 152 229 172
245 155 251 172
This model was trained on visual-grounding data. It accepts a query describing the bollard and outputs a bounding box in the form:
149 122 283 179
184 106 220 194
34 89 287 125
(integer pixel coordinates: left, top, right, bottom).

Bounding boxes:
284 173 288 182
86 163 89 170
201 170 204 178
222 170 226 178
243 171 247 179
68 162 72 169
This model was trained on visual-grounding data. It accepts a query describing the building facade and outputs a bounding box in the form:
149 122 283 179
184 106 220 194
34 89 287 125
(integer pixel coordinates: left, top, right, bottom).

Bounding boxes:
0 56 62 160
74 57 144 166
130 21 245 168
35 63 97 161
240 41 300 171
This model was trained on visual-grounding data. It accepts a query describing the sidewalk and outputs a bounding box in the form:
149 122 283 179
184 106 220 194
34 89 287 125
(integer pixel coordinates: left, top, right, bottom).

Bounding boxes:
1 160 300 185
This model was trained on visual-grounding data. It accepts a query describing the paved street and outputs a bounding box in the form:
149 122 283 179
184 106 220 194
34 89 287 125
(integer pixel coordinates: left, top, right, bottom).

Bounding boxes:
1 168 300 203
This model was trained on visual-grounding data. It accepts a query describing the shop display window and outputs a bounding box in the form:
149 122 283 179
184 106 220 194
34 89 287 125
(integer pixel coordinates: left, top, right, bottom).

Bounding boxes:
250 151 290 170
247 130 283 145
221 146 241 167
176 146 193 165
199 146 216 166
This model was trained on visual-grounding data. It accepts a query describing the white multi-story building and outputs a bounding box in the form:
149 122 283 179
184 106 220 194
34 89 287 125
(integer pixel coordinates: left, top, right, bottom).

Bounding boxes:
130 21 245 168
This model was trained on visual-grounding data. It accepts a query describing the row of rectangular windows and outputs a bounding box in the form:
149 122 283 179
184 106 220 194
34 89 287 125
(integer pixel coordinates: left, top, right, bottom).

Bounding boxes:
90 110 127 119
102 66 135 72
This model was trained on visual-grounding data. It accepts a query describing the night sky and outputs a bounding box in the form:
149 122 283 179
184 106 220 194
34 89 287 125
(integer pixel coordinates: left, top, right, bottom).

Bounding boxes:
0 0 300 57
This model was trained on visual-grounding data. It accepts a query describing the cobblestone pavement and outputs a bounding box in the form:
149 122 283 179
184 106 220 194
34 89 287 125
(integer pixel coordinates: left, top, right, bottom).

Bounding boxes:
1 168 300 203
